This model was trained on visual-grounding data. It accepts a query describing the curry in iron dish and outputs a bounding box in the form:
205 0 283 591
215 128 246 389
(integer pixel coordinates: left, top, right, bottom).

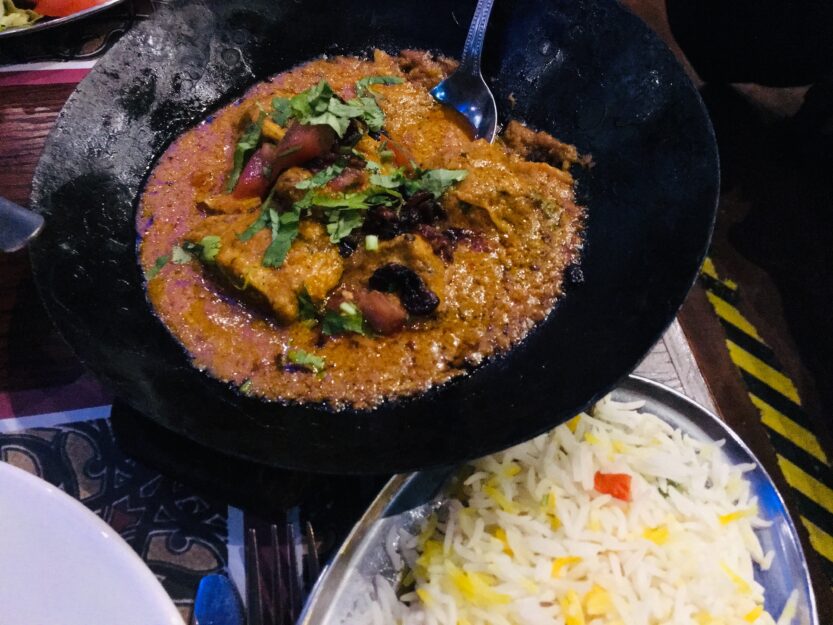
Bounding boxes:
138 50 584 409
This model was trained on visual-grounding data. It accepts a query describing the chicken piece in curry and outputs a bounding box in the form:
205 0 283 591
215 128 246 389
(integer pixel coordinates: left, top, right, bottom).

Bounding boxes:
138 49 584 409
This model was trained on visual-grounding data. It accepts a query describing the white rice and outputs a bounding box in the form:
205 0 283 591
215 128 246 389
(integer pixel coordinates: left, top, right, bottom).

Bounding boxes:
354 396 798 625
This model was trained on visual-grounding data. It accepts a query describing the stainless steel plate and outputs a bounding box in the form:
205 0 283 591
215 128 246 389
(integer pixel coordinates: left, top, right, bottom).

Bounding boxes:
300 376 818 625
0 0 125 39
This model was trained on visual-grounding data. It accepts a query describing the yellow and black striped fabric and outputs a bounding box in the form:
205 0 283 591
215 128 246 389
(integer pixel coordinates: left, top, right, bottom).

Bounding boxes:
700 257 833 587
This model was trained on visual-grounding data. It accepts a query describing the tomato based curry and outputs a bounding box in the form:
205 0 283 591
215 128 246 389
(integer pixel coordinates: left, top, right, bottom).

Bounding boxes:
138 50 584 409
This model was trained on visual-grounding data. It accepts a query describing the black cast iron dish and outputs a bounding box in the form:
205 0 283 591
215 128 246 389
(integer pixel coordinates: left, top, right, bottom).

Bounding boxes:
29 0 718 473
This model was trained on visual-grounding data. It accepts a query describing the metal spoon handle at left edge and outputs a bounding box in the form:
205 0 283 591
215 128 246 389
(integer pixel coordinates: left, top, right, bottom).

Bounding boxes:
0 196 44 253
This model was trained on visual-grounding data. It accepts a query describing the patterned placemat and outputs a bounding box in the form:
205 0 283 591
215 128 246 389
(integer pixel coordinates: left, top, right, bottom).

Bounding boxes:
0 405 241 623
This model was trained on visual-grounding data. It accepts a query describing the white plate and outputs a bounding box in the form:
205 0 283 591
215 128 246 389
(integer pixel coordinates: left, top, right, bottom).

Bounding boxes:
300 376 818 625
0 460 184 625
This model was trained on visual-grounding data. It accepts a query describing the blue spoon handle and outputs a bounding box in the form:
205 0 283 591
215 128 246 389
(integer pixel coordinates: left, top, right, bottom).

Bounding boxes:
192 574 243 625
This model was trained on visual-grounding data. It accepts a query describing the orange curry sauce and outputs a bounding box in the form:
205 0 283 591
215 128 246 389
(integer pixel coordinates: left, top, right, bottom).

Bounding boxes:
138 50 584 409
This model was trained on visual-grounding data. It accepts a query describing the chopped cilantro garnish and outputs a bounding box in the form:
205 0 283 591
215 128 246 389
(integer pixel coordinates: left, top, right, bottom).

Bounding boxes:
262 205 300 268
182 236 222 264
272 81 357 137
235 189 300 269
200 235 222 262
351 96 385 133
294 162 345 190
351 76 403 132
364 158 382 172
297 287 318 321
229 76 466 268
237 188 276 242
369 168 408 189
239 379 253 395
326 208 365 243
286 349 326 373
171 245 193 264
404 168 468 198
368 166 467 198
355 75 404 94
269 76 402 138
293 186 400 242
225 113 265 192
308 97 365 137
271 97 292 125
322 302 366 336
147 254 169 279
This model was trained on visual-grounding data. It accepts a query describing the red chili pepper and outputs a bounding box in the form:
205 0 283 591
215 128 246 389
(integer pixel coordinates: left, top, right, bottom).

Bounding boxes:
594 471 632 501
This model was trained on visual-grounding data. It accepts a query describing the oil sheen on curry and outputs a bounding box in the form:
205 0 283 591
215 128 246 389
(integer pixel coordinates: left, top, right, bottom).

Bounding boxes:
138 50 584 410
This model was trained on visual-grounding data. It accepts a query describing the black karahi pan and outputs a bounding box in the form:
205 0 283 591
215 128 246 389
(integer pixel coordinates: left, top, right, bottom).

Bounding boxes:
28 0 718 473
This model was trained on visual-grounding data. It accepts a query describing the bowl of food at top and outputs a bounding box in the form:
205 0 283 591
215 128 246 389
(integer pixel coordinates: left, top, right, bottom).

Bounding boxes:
28 0 718 473
0 0 125 37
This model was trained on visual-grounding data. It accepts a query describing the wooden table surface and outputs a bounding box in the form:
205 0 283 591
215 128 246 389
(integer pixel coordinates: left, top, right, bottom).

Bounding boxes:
2 39 831 621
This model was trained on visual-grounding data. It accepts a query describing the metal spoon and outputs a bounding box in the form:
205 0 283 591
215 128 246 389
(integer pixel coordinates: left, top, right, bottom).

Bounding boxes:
0 196 44 253
430 0 498 142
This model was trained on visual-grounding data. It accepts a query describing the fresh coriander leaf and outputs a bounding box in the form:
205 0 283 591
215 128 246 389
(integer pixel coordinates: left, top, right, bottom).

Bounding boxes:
306 96 365 137
322 304 366 336
364 189 401 206
369 168 407 189
287 348 326 373
297 287 318 321
171 245 193 264
306 80 333 106
237 188 277 241
225 113 265 192
295 162 346 190
272 79 399 138
289 81 334 121
364 158 382 172
147 254 169 279
269 207 281 237
327 97 365 118
355 75 404 94
262 205 301 268
293 186 402 245
302 186 401 210
200 235 222 262
182 236 222 263
271 97 291 125
325 208 365 243
305 111 351 137
288 91 312 119
405 168 468 198
262 235 295 268
303 191 372 210
346 95 385 132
